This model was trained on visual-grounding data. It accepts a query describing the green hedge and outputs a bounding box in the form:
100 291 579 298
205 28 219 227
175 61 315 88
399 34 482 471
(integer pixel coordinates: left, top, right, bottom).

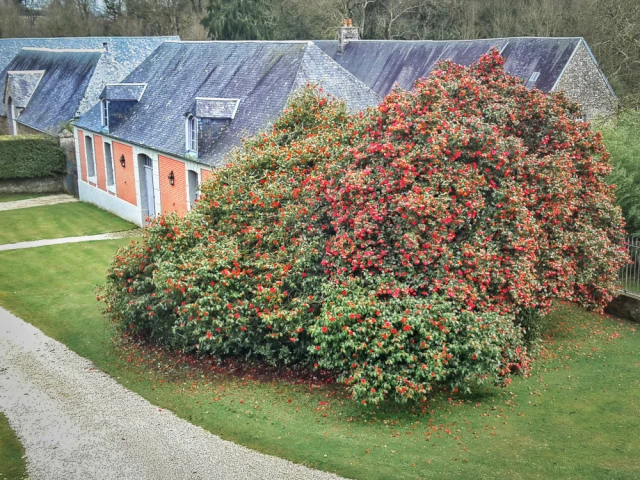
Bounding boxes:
0 135 66 180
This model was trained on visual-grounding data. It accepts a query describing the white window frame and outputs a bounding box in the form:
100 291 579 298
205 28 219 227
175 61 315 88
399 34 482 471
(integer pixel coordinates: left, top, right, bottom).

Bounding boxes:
104 140 116 191
186 115 197 154
85 134 97 182
101 99 109 129
187 168 201 211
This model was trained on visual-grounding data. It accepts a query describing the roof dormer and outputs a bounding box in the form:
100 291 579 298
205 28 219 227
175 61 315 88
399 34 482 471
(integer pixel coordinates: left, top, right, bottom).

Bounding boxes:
190 97 240 119
100 83 147 102
98 83 147 132
4 70 45 109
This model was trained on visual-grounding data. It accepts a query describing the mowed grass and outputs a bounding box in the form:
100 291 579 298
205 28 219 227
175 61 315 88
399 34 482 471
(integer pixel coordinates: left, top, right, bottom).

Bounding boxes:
0 202 135 245
0 193 48 203
0 240 639 479
0 412 27 480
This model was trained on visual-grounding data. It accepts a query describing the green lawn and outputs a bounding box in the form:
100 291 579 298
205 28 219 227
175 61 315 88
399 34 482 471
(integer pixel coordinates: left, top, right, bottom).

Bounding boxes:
0 202 135 245
0 193 48 203
0 413 27 480
0 240 639 479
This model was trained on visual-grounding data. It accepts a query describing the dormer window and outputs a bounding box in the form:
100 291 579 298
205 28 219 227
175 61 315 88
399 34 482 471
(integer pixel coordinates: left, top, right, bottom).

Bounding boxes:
101 99 109 129
186 114 197 153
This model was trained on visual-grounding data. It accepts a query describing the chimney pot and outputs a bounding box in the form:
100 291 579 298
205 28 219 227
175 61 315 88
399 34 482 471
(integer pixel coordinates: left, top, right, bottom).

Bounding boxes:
338 19 359 54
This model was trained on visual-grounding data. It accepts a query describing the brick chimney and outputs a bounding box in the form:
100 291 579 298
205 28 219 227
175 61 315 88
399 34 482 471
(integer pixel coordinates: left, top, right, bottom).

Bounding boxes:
338 18 359 54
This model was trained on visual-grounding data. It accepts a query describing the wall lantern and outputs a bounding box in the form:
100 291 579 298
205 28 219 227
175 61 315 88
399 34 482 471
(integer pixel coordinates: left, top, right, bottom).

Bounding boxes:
119 154 126 168
168 170 175 186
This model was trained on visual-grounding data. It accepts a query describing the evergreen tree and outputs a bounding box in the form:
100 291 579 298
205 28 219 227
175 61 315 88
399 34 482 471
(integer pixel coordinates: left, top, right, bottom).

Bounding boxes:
201 0 274 40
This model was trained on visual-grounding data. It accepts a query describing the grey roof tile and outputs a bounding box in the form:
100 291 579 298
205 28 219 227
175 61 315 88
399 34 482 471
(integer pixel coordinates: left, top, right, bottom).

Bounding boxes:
101 83 147 102
314 37 581 95
6 48 102 134
0 36 178 119
75 41 381 167
192 98 240 119
5 70 44 108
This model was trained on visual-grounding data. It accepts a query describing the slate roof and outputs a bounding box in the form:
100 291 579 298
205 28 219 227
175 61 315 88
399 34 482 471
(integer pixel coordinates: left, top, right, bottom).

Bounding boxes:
5 48 102 134
5 70 44 108
192 98 240 119
75 41 381 167
314 37 583 95
101 83 147 102
0 36 178 120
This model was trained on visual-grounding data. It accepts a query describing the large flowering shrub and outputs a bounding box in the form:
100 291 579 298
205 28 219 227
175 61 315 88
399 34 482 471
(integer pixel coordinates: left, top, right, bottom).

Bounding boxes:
101 53 628 404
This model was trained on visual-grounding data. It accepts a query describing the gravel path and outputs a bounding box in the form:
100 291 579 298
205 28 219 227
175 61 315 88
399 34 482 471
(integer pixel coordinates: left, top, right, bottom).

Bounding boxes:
0 307 344 480
0 194 78 211
0 229 143 251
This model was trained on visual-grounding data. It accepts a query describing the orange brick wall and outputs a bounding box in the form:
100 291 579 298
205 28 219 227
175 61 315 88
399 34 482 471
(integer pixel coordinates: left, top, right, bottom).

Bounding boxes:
113 142 137 206
201 169 212 182
93 134 106 191
159 155 187 216
77 130 87 182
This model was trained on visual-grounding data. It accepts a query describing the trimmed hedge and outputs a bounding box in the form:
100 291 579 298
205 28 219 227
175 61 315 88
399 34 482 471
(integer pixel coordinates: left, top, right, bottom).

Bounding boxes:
0 135 66 180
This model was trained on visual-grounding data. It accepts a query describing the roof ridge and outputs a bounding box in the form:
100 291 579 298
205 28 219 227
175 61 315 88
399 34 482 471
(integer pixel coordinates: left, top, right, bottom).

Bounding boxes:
166 40 314 44
289 43 312 100
314 36 582 43
0 36 179 41
304 42 381 101
22 47 104 53
291 43 381 111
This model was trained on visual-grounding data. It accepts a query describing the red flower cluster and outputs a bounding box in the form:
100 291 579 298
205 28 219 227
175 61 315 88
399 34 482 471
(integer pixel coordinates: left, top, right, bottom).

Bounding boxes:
101 53 627 404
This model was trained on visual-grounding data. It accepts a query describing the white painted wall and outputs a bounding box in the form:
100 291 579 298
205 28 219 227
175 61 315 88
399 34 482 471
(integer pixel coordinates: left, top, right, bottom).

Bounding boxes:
78 181 144 226
73 127 213 225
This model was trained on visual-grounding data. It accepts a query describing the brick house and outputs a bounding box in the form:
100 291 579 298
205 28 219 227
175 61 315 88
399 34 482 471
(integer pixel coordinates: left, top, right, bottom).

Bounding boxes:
72 40 381 226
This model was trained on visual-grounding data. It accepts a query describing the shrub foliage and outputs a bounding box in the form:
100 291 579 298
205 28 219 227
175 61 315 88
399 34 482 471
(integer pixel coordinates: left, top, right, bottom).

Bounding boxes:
602 110 640 236
0 135 66 180
101 53 628 403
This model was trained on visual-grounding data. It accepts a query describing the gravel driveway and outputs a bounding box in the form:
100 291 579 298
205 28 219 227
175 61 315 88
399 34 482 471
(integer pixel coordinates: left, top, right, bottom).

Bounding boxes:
0 307 344 480
0 194 77 211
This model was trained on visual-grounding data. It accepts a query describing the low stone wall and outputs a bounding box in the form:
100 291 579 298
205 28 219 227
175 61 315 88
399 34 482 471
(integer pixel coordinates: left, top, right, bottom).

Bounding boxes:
0 115 8 135
605 292 640 323
0 176 64 194
59 130 78 197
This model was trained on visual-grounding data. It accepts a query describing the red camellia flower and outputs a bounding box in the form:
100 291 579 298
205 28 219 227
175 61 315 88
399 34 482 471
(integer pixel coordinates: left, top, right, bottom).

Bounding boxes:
102 55 627 405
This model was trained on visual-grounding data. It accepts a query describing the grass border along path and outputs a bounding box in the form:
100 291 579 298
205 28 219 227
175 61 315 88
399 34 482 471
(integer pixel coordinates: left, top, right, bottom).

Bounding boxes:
0 239 639 480
0 202 135 245
0 193 48 203
0 412 27 480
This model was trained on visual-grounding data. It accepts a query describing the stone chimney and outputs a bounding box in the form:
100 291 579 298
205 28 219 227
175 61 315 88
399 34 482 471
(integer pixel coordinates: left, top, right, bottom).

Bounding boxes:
338 18 359 54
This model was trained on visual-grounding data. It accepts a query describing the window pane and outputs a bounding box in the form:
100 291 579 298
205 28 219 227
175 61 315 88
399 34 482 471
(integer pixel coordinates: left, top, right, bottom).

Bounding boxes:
85 136 95 177
105 142 114 186
188 116 197 152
